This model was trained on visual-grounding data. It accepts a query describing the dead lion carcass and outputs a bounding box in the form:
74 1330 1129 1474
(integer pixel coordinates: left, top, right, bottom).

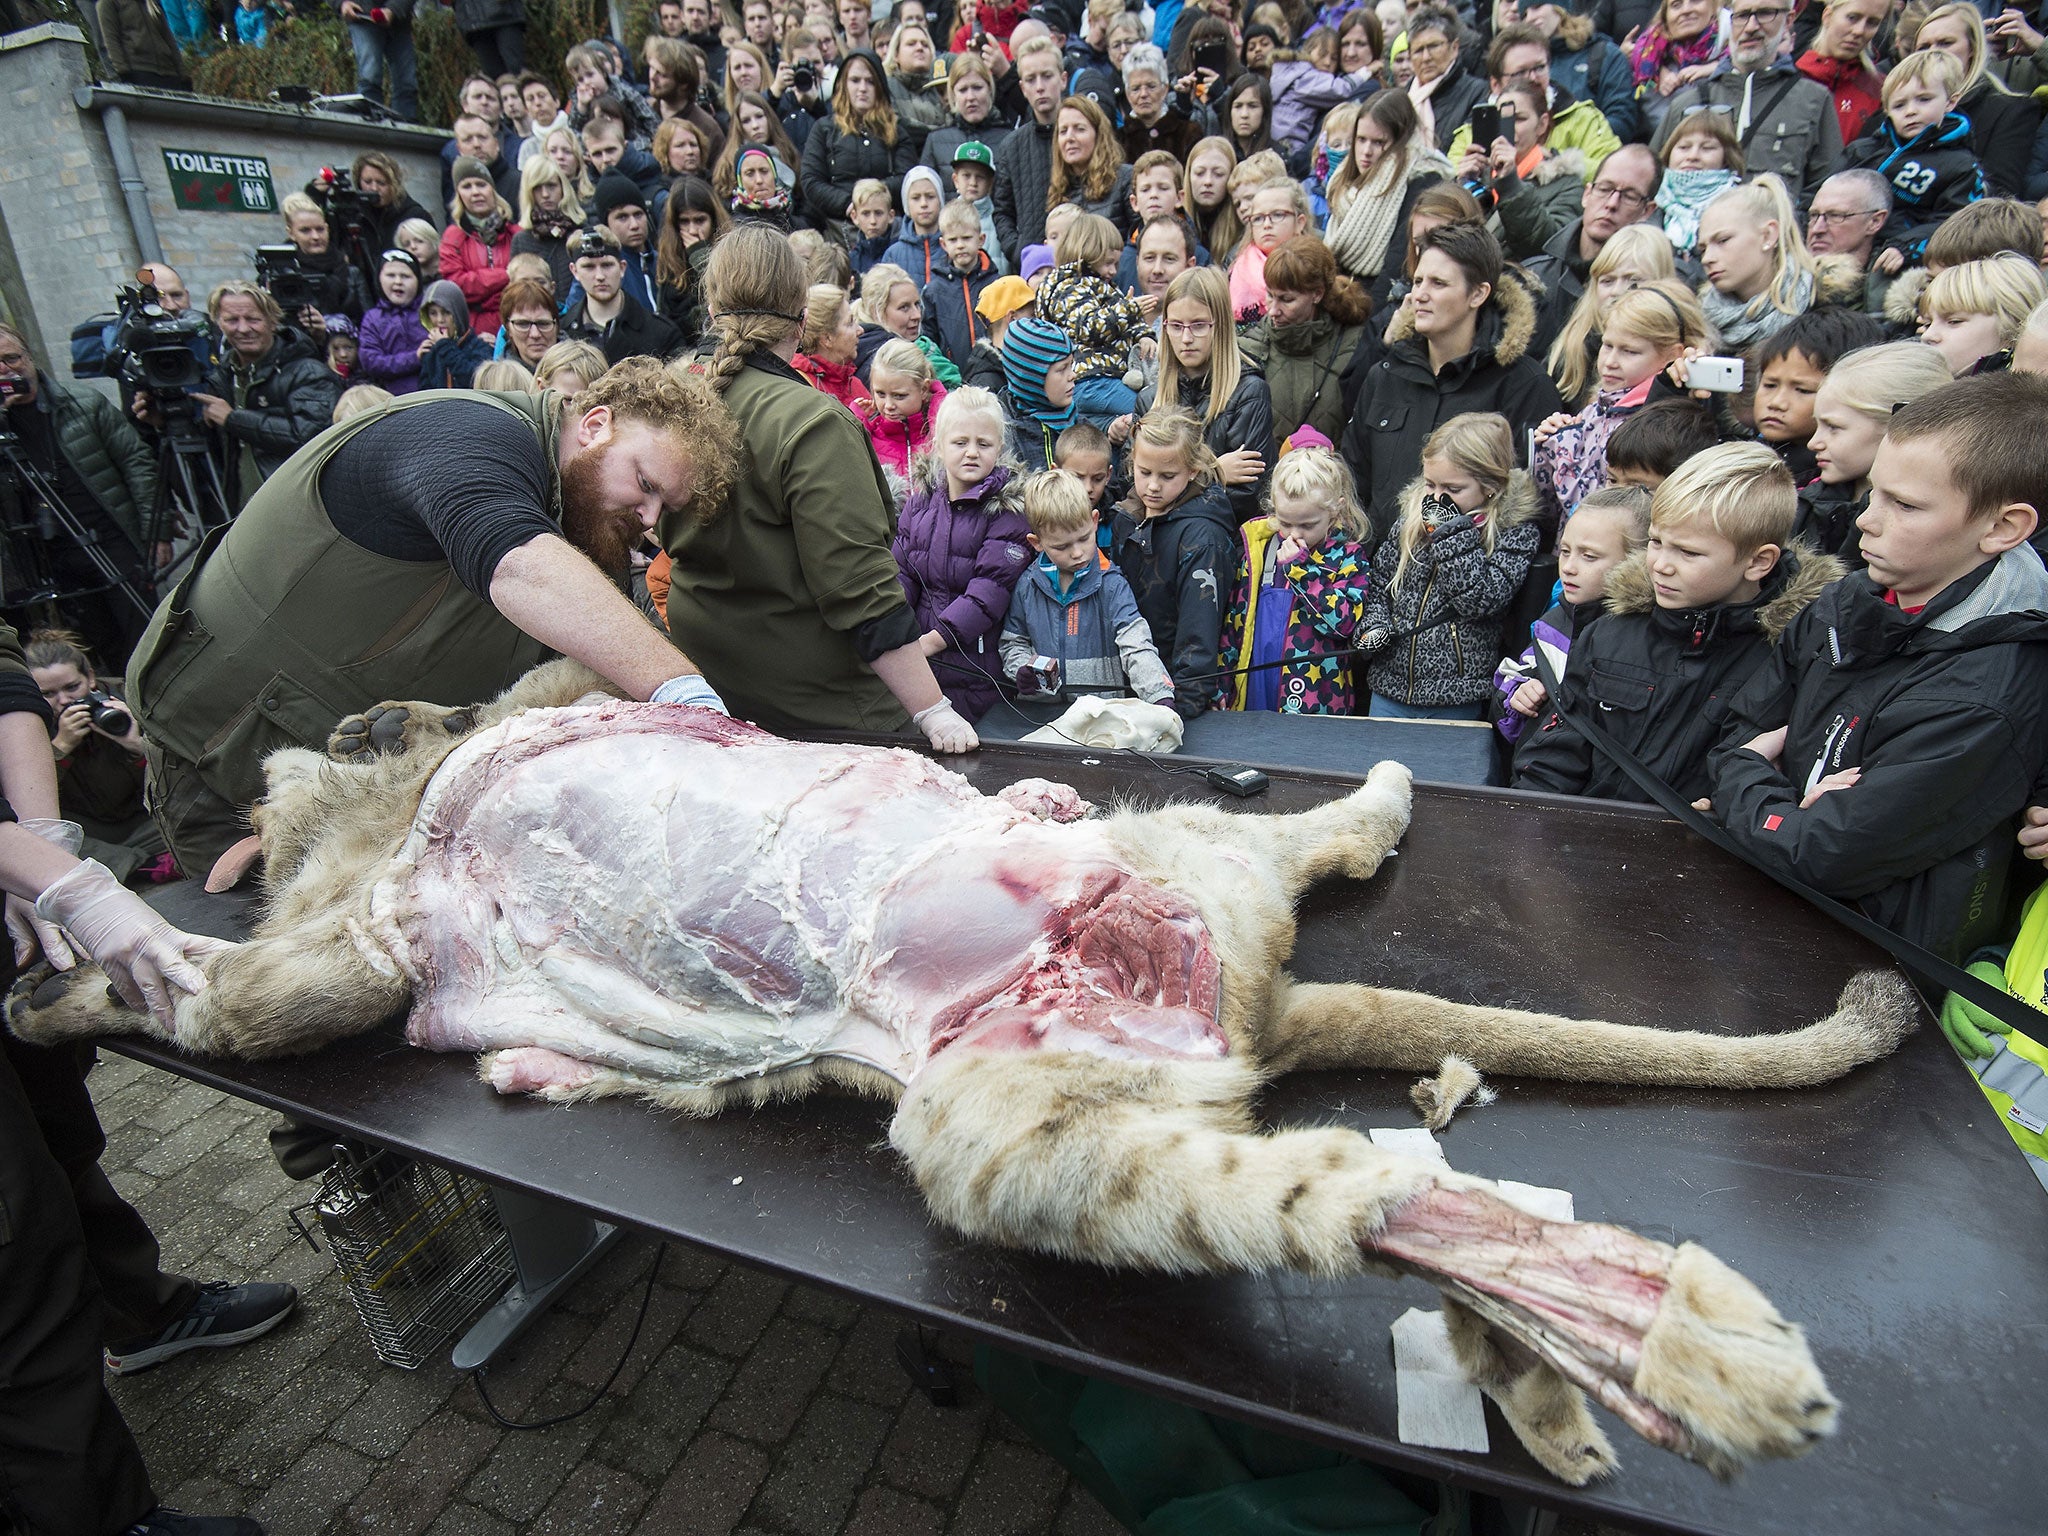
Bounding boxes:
7 660 1917 1485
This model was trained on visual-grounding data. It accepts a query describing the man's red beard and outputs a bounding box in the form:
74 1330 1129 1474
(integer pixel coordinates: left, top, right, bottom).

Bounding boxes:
559 439 647 579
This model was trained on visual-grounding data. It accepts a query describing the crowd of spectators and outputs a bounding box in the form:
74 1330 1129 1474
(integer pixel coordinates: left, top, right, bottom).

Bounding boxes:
26 0 2048 991
13 6 2048 1531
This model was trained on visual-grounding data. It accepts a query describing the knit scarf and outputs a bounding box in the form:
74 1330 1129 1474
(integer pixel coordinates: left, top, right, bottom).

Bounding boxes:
1408 65 1453 147
732 186 792 216
528 208 575 241
1629 21 1725 89
1656 167 1739 253
1325 145 1453 280
1700 267 1813 348
461 209 508 246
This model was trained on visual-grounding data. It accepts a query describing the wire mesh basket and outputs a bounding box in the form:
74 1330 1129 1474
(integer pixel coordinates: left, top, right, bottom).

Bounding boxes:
290 1145 516 1370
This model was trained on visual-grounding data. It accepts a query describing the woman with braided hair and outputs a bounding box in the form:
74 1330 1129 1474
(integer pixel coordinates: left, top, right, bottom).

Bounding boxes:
664 225 979 751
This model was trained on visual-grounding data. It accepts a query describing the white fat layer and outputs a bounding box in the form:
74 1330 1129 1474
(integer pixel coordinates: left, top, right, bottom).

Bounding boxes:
370 706 1139 1089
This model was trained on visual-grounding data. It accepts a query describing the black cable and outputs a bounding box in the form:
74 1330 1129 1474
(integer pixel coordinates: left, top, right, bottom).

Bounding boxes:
470 1240 667 1430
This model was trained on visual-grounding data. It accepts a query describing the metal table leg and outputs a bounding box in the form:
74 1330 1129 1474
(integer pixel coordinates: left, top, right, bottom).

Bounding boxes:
449 1185 623 1371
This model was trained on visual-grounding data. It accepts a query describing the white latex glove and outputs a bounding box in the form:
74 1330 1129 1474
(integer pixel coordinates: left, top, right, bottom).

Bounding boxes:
34 860 236 1028
9 819 82 969
913 699 979 753
651 673 729 714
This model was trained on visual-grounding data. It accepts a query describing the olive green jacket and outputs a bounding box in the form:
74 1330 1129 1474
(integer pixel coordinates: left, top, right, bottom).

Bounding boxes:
1239 316 1369 448
663 354 911 733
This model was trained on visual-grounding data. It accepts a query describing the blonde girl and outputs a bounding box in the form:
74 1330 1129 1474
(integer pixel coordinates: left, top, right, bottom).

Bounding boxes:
1120 410 1238 719
1545 224 1680 405
856 337 944 481
1359 411 1539 718
1695 175 1818 347
1217 446 1371 714
1183 138 1242 264
1798 341 1955 556
394 216 440 281
890 385 1031 722
471 357 535 391
1133 265 1274 520
541 123 596 202
1919 254 2048 373
532 338 608 398
1534 280 1708 523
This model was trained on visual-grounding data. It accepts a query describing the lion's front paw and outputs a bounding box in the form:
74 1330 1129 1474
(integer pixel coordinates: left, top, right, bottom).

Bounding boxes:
327 702 478 764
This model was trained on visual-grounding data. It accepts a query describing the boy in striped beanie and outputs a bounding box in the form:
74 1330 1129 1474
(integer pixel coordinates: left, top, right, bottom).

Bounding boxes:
1001 316 1075 471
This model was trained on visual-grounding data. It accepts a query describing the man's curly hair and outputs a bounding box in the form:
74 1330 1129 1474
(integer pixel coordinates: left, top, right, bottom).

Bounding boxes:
575 355 743 524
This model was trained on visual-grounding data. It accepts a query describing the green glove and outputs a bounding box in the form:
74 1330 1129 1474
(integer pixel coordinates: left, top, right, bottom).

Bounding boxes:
1938 960 2016 1059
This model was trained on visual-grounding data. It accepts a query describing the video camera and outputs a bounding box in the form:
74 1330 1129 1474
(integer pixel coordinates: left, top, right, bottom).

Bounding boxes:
255 244 324 314
106 277 212 397
306 163 370 243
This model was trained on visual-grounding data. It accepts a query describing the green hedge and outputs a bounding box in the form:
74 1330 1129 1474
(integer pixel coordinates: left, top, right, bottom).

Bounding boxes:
189 0 619 130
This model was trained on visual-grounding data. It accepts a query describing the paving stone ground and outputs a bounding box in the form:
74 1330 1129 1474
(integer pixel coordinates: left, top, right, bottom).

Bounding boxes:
93 1053 1603 1536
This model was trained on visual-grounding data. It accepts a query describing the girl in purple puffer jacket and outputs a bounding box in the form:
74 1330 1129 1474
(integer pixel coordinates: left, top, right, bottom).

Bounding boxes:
891 386 1033 723
357 250 430 397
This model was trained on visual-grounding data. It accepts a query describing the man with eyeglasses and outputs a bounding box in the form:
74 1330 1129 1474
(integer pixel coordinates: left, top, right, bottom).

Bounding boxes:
1652 0 1840 203
1444 24 1621 175
1805 168 1894 312
498 278 561 367
1524 142 1664 341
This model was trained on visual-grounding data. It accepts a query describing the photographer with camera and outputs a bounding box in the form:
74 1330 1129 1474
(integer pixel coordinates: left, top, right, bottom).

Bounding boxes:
25 628 168 885
0 325 156 667
266 193 371 337
134 283 340 516
325 153 433 283
1454 80 1587 261
772 24 831 150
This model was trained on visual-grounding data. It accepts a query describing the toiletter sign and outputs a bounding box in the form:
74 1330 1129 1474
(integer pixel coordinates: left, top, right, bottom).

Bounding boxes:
162 149 278 213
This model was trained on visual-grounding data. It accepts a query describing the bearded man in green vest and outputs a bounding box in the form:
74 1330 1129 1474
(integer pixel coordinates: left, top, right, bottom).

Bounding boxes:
125 356 743 876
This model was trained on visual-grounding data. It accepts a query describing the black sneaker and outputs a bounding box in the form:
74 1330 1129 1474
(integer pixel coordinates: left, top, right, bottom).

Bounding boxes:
105 1280 298 1376
124 1507 265 1536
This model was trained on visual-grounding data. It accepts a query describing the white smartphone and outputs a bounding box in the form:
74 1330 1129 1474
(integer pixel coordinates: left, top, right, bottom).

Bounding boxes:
1686 355 1744 392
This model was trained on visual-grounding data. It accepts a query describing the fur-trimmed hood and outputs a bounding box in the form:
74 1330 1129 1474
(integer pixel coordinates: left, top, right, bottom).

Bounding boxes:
1529 148 1588 185
1600 541 1846 642
1385 262 1543 369
1394 465 1541 535
1884 264 1932 329
1814 252 1875 311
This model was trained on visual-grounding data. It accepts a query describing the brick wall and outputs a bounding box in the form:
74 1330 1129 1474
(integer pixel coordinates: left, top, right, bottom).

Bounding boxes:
0 26 446 388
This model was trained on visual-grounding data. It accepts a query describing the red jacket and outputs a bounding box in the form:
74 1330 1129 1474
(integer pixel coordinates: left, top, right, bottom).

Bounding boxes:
1797 50 1884 147
439 216 519 338
792 351 872 412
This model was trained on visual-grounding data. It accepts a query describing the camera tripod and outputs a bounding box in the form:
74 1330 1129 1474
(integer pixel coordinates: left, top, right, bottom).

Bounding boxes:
0 424 156 628
142 402 235 581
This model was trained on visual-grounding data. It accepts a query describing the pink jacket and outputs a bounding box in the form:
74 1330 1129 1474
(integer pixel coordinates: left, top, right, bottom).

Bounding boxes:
855 379 947 480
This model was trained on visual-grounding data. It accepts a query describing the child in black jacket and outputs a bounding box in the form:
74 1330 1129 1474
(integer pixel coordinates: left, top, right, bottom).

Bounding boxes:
1109 410 1237 720
1837 49 1986 271
1515 443 1844 802
1707 373 2048 962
